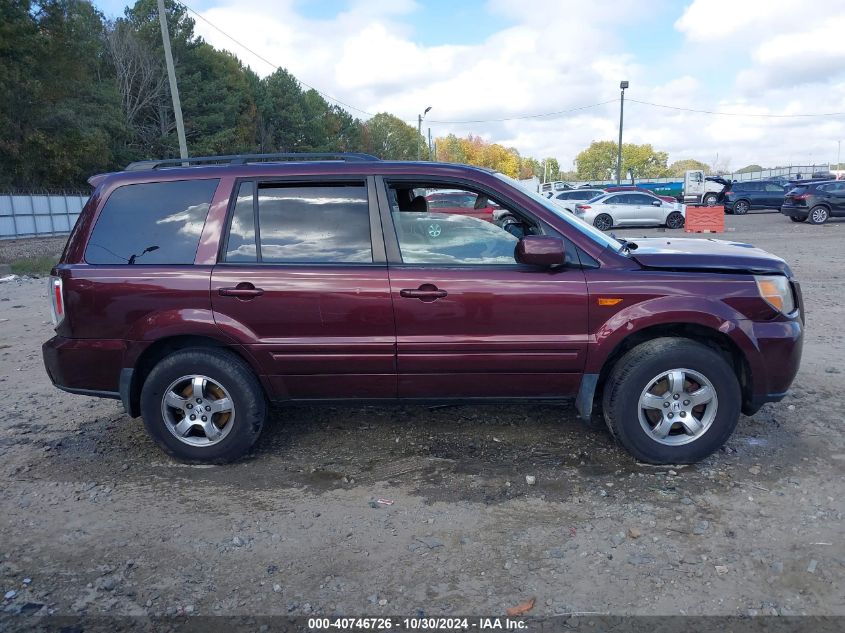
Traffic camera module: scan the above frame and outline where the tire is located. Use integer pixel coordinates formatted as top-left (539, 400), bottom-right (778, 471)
top-left (601, 338), bottom-right (741, 464)
top-left (789, 215), bottom-right (805, 223)
top-left (733, 200), bottom-right (750, 215)
top-left (593, 213), bottom-right (613, 231)
top-left (703, 194), bottom-right (717, 207)
top-left (140, 347), bottom-right (266, 463)
top-left (807, 205), bottom-right (829, 225)
top-left (665, 211), bottom-right (685, 229)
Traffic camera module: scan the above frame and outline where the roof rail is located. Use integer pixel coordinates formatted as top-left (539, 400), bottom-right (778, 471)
top-left (125, 152), bottom-right (380, 171)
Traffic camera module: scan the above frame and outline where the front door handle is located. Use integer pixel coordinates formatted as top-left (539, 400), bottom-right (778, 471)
top-left (400, 284), bottom-right (447, 302)
top-left (219, 282), bottom-right (264, 299)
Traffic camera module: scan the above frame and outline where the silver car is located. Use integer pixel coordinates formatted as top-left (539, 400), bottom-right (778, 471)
top-left (548, 188), bottom-right (607, 212)
top-left (573, 191), bottom-right (686, 231)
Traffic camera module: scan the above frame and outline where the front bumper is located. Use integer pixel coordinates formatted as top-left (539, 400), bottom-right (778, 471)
top-left (742, 307), bottom-right (803, 414)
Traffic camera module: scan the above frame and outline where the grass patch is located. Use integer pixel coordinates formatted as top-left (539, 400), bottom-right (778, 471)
top-left (9, 255), bottom-right (58, 276)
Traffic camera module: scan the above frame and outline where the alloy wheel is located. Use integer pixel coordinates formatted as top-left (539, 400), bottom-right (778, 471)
top-left (666, 212), bottom-right (684, 229)
top-left (160, 374), bottom-right (235, 447)
top-left (637, 368), bottom-right (718, 446)
top-left (593, 214), bottom-right (612, 231)
top-left (809, 206), bottom-right (829, 224)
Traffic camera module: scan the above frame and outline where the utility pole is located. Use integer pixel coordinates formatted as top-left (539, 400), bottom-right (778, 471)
top-left (157, 0), bottom-right (188, 160)
top-left (428, 128), bottom-right (433, 160)
top-left (838, 140), bottom-right (841, 169)
top-left (417, 106), bottom-right (431, 160)
top-left (616, 80), bottom-right (628, 185)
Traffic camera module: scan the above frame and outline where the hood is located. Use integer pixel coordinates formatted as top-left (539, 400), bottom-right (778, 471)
top-left (629, 237), bottom-right (791, 276)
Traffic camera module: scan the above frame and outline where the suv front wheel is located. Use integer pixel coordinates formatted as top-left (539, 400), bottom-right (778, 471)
top-left (602, 338), bottom-right (741, 464)
top-left (140, 348), bottom-right (266, 463)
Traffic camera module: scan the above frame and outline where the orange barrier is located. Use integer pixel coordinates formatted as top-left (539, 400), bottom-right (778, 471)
top-left (684, 205), bottom-right (725, 233)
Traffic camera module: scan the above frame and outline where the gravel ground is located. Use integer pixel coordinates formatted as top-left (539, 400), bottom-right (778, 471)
top-left (0, 211), bottom-right (843, 625)
top-left (0, 237), bottom-right (66, 264)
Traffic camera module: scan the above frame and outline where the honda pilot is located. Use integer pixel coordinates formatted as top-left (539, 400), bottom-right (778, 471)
top-left (43, 153), bottom-right (804, 465)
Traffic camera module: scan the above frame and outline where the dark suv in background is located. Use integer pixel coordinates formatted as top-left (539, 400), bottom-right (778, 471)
top-left (722, 180), bottom-right (787, 214)
top-left (43, 153), bottom-right (804, 466)
top-left (781, 180), bottom-right (845, 224)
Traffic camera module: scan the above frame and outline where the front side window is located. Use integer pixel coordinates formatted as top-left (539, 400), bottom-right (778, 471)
top-left (85, 179), bottom-right (218, 265)
top-left (387, 182), bottom-right (536, 265)
top-left (223, 181), bottom-right (372, 264)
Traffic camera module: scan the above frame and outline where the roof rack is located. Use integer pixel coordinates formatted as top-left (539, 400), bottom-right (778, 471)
top-left (125, 152), bottom-right (380, 171)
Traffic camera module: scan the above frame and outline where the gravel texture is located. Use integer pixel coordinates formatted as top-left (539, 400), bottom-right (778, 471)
top-left (0, 211), bottom-right (842, 624)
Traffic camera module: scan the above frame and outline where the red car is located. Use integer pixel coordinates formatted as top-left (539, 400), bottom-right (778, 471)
top-left (43, 153), bottom-right (804, 465)
top-left (604, 186), bottom-right (678, 205)
top-left (424, 191), bottom-right (497, 222)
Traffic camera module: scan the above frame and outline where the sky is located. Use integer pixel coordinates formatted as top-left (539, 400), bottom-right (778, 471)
top-left (94, 0), bottom-right (845, 172)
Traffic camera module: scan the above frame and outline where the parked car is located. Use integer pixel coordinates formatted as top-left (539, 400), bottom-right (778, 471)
top-left (424, 190), bottom-right (498, 222)
top-left (43, 153), bottom-right (803, 466)
top-left (722, 180), bottom-right (787, 214)
top-left (604, 186), bottom-right (678, 206)
top-left (548, 188), bottom-right (606, 212)
top-left (573, 192), bottom-right (686, 230)
top-left (780, 180), bottom-right (845, 224)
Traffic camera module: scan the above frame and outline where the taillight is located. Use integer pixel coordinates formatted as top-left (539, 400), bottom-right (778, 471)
top-left (575, 204), bottom-right (591, 211)
top-left (49, 276), bottom-right (64, 327)
top-left (792, 194), bottom-right (809, 200)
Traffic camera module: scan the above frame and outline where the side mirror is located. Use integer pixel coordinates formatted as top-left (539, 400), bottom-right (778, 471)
top-left (515, 235), bottom-right (565, 267)
top-left (652, 199), bottom-right (661, 206)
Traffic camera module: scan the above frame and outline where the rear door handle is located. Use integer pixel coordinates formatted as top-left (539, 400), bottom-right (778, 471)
top-left (399, 284), bottom-right (447, 302)
top-left (218, 283), bottom-right (264, 299)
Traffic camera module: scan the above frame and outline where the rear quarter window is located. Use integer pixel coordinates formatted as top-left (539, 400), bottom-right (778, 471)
top-left (85, 179), bottom-right (219, 265)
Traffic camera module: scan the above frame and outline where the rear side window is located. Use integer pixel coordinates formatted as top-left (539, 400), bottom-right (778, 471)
top-left (85, 179), bottom-right (218, 265)
top-left (223, 182), bottom-right (372, 264)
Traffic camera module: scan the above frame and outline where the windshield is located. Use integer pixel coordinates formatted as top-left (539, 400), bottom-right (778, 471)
top-left (493, 173), bottom-right (623, 252)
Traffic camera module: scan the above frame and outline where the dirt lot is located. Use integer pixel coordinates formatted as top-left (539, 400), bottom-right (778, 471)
top-left (1, 211), bottom-right (843, 625)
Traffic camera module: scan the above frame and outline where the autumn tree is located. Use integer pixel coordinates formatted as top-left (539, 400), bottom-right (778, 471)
top-left (575, 141), bottom-right (669, 180)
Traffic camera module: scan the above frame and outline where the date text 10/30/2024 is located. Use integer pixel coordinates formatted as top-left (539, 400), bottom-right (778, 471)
top-left (308, 618), bottom-right (529, 630)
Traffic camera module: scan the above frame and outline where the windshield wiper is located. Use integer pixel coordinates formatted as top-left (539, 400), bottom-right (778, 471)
top-left (614, 237), bottom-right (639, 252)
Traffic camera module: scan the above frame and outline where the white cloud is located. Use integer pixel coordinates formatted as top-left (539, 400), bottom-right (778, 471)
top-left (193, 0), bottom-right (845, 170)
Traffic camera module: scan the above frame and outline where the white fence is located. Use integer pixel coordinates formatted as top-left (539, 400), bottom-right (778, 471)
top-left (0, 193), bottom-right (88, 240)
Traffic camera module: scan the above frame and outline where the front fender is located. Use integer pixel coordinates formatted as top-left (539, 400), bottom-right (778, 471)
top-left (585, 296), bottom-right (762, 377)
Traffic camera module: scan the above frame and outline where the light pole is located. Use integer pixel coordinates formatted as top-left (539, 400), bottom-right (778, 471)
top-left (418, 106), bottom-right (432, 160)
top-left (616, 80), bottom-right (628, 185)
top-left (838, 140), bottom-right (841, 169)
top-left (157, 0), bottom-right (187, 160)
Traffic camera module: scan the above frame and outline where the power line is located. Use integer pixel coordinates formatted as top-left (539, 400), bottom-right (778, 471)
top-left (426, 100), bottom-right (617, 124)
top-left (181, 2), bottom-right (376, 117)
top-left (627, 98), bottom-right (845, 118)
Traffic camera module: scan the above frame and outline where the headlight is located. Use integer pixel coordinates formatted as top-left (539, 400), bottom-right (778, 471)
top-left (754, 275), bottom-right (795, 314)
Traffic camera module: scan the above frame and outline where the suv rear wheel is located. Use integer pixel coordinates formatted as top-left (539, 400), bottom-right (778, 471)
top-left (140, 348), bottom-right (266, 463)
top-left (733, 200), bottom-right (750, 215)
top-left (808, 205), bottom-right (829, 225)
top-left (602, 338), bottom-right (741, 464)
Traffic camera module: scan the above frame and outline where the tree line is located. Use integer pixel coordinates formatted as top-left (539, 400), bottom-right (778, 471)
top-left (0, 0), bottom-right (712, 191)
top-left (0, 0), bottom-right (561, 190)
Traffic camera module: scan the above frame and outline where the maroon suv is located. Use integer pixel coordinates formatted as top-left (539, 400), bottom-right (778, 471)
top-left (42, 153), bottom-right (804, 465)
